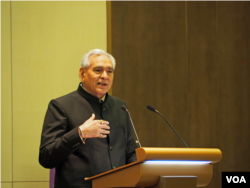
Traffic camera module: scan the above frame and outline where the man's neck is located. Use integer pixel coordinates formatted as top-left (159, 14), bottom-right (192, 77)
top-left (80, 82), bottom-right (106, 103)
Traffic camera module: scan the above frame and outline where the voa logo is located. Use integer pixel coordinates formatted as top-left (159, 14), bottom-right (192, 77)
top-left (226, 176), bottom-right (246, 183)
top-left (222, 172), bottom-right (249, 188)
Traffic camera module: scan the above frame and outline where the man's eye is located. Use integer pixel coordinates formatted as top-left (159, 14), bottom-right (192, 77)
top-left (95, 69), bottom-right (102, 72)
top-left (108, 70), bottom-right (113, 74)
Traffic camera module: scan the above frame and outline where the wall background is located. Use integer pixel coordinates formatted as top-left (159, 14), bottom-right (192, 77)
top-left (111, 1), bottom-right (250, 188)
top-left (2, 1), bottom-right (250, 188)
top-left (1, 1), bottom-right (107, 188)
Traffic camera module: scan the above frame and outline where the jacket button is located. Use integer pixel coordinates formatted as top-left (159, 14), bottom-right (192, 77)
top-left (103, 108), bottom-right (106, 111)
top-left (110, 146), bottom-right (113, 150)
top-left (113, 166), bottom-right (116, 169)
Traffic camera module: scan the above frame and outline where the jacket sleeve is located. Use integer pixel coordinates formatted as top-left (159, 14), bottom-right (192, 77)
top-left (39, 99), bottom-right (82, 169)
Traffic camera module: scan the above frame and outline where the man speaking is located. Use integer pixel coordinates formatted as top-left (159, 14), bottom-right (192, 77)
top-left (39, 49), bottom-right (137, 188)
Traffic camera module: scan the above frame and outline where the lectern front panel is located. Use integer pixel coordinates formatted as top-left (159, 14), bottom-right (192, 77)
top-left (92, 163), bottom-right (213, 188)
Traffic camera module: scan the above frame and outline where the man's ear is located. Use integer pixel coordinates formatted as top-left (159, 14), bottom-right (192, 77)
top-left (79, 67), bottom-right (85, 82)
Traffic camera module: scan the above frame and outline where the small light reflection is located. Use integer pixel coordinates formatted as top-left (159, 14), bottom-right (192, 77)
top-left (144, 160), bottom-right (211, 165)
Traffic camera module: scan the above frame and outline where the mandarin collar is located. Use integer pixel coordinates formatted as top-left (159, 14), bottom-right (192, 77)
top-left (77, 83), bottom-right (108, 103)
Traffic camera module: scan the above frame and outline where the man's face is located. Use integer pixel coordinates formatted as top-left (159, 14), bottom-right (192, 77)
top-left (79, 55), bottom-right (114, 99)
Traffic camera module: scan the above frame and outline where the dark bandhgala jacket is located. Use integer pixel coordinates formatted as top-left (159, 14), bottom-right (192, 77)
top-left (39, 84), bottom-right (137, 188)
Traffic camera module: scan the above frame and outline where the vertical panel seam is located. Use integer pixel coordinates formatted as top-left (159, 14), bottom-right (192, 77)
top-left (121, 3), bottom-right (125, 100)
top-left (185, 1), bottom-right (190, 143)
top-left (106, 1), bottom-right (112, 95)
top-left (10, 1), bottom-right (14, 186)
top-left (106, 1), bottom-right (112, 54)
top-left (215, 1), bottom-right (221, 186)
top-left (215, 1), bottom-right (219, 150)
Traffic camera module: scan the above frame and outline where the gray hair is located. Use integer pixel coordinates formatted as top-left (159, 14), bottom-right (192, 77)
top-left (80, 49), bottom-right (116, 69)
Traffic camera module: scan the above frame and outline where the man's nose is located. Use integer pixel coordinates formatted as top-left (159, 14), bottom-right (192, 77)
top-left (101, 71), bottom-right (108, 79)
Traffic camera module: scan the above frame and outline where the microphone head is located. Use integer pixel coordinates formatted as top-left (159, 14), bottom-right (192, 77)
top-left (121, 105), bottom-right (127, 111)
top-left (147, 105), bottom-right (156, 112)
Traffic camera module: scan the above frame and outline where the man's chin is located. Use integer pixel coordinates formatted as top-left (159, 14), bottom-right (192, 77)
top-left (95, 90), bottom-right (108, 98)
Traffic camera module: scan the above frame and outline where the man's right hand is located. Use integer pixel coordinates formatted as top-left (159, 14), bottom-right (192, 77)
top-left (79, 114), bottom-right (110, 138)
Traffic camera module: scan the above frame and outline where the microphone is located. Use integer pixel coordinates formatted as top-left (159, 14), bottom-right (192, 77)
top-left (147, 105), bottom-right (189, 148)
top-left (121, 105), bottom-right (142, 148)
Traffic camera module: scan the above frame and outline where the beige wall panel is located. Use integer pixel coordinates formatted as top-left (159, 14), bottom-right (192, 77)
top-left (13, 182), bottom-right (48, 188)
top-left (11, 1), bottom-right (107, 181)
top-left (1, 183), bottom-right (13, 188)
top-left (1, 1), bottom-right (13, 182)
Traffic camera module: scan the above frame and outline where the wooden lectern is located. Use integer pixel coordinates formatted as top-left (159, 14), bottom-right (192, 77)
top-left (85, 147), bottom-right (222, 188)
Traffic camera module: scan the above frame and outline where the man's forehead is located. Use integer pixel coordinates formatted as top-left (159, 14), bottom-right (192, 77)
top-left (94, 65), bottom-right (113, 69)
top-left (90, 55), bottom-right (113, 68)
